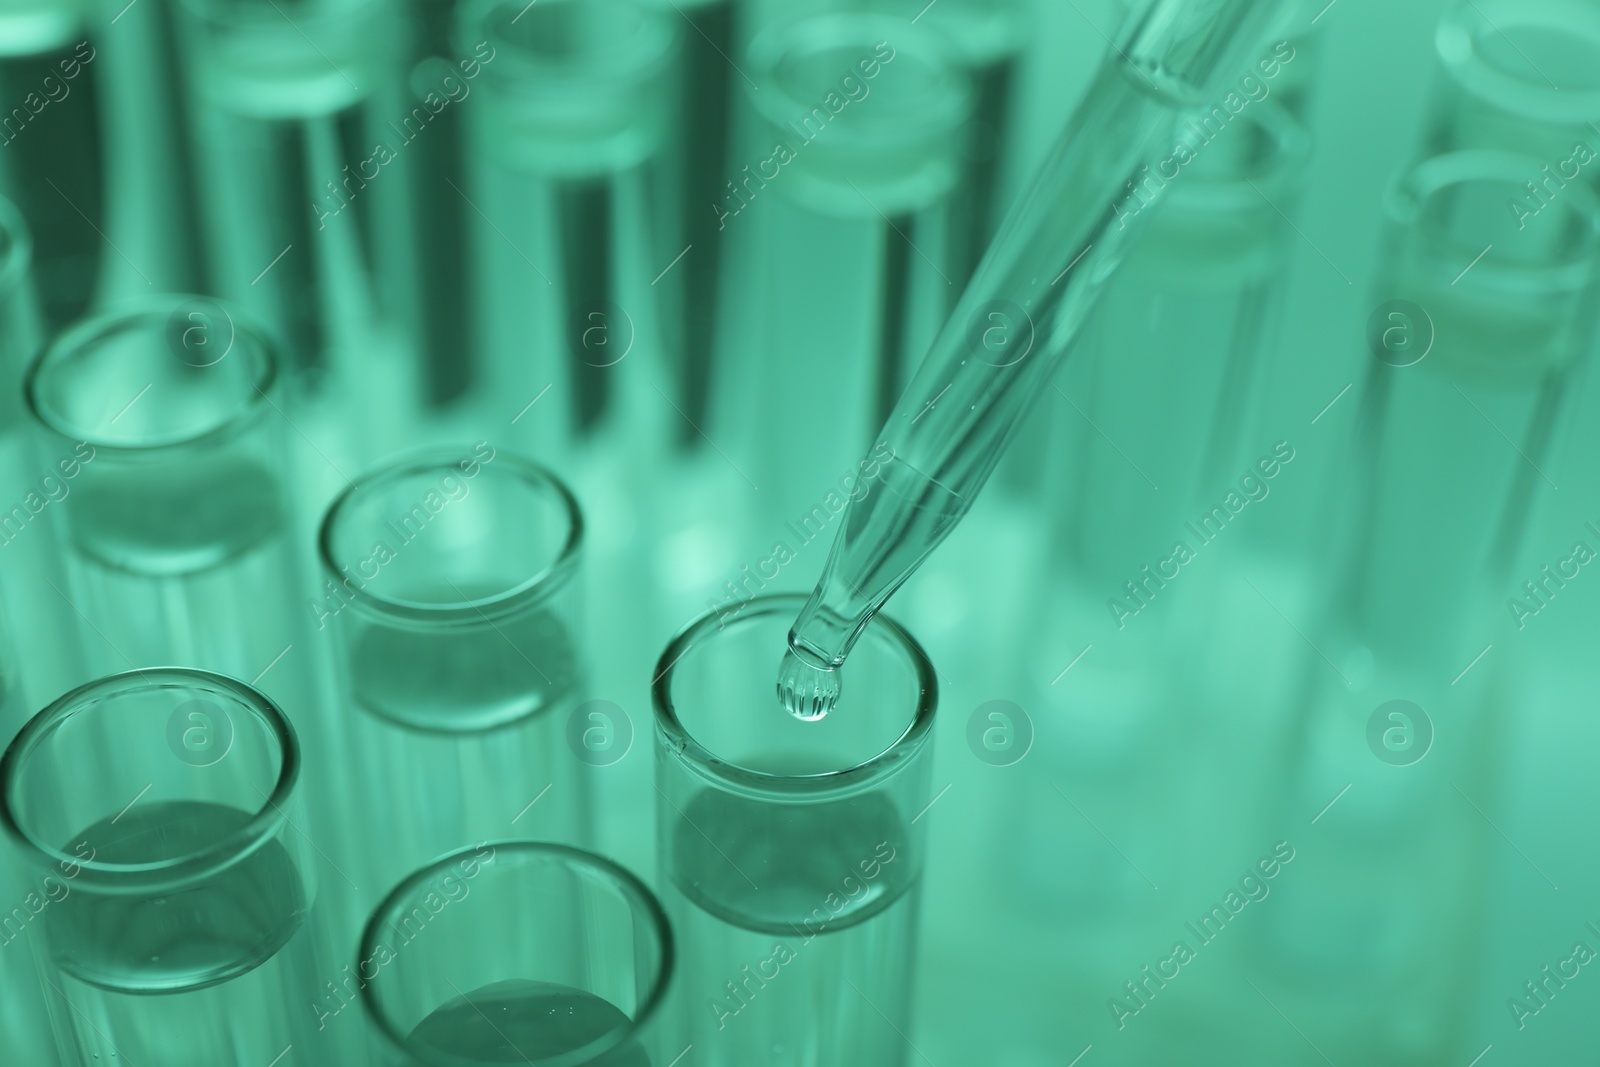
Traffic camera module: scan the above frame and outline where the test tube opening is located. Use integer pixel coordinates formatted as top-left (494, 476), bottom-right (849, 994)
top-left (318, 448), bottom-right (585, 732)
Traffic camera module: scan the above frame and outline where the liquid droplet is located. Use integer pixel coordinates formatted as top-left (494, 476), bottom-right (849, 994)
top-left (776, 648), bottom-right (841, 722)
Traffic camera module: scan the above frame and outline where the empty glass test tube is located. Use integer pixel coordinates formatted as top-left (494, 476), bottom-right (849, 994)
top-left (359, 842), bottom-right (672, 1067)
top-left (652, 0), bottom-right (739, 441)
top-left (175, 0), bottom-right (416, 477)
top-left (0, 0), bottom-right (103, 330)
top-left (864, 0), bottom-right (1029, 290)
top-left (715, 12), bottom-right (971, 540)
top-left (0, 669), bottom-right (354, 1066)
top-left (652, 594), bottom-right (937, 1066)
top-left (1044, 100), bottom-right (1311, 625)
top-left (0, 196), bottom-right (83, 713)
top-left (455, 0), bottom-right (676, 458)
top-left (317, 447), bottom-right (588, 899)
top-left (22, 296), bottom-right (313, 694)
top-left (1427, 0), bottom-right (1600, 170)
top-left (1228, 151), bottom-right (1600, 1066)
top-left (0, 614), bottom-right (58, 1067)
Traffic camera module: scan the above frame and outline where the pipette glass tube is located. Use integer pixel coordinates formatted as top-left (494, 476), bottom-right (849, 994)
top-left (1428, 0), bottom-right (1600, 168)
top-left (359, 842), bottom-right (672, 1067)
top-left (652, 594), bottom-right (936, 1066)
top-left (778, 0), bottom-right (1284, 703)
top-left (0, 0), bottom-right (102, 330)
top-left (721, 11), bottom-right (970, 543)
top-left (175, 0), bottom-right (413, 468)
top-left (1228, 152), bottom-right (1600, 1064)
top-left (317, 447), bottom-right (587, 896)
top-left (0, 669), bottom-right (352, 1065)
top-left (456, 0), bottom-right (675, 452)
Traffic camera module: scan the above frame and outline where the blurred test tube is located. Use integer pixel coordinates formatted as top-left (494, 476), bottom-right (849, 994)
top-left (1426, 0), bottom-right (1600, 169)
top-left (174, 0), bottom-right (416, 478)
top-left (315, 447), bottom-right (591, 901)
top-left (714, 12), bottom-right (971, 544)
top-left (0, 0), bottom-right (103, 331)
top-left (1228, 151), bottom-right (1600, 1065)
top-left (455, 0), bottom-right (677, 460)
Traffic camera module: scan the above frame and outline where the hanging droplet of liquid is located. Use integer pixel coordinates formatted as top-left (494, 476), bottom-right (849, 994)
top-left (776, 647), bottom-right (841, 722)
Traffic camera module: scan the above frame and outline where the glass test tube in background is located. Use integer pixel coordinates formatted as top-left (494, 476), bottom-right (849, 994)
top-left (1229, 152), bottom-right (1600, 1066)
top-left (0, 669), bottom-right (353, 1066)
top-left (1046, 103), bottom-right (1311, 615)
top-left (0, 0), bottom-right (102, 331)
top-left (713, 13), bottom-right (971, 549)
top-left (360, 842), bottom-right (672, 1067)
top-left (1426, 0), bottom-right (1600, 167)
top-left (23, 297), bottom-right (308, 689)
top-left (175, 0), bottom-right (416, 479)
top-left (456, 0), bottom-right (676, 458)
top-left (0, 195), bottom-right (74, 711)
top-left (317, 448), bottom-right (589, 900)
top-left (864, 0), bottom-right (1029, 291)
top-left (652, 594), bottom-right (937, 1066)
top-left (0, 599), bottom-right (56, 1066)
top-left (398, 0), bottom-right (479, 418)
top-left (651, 0), bottom-right (739, 442)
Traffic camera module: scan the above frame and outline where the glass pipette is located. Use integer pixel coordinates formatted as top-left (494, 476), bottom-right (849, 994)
top-left (777, 0), bottom-right (1292, 719)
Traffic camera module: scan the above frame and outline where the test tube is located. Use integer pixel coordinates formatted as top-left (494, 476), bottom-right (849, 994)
top-left (654, 0), bottom-right (738, 439)
top-left (1224, 152), bottom-right (1600, 1063)
top-left (652, 594), bottom-right (937, 1066)
top-left (400, 0), bottom-right (477, 414)
top-left (0, 593), bottom-right (57, 1067)
top-left (1427, 0), bottom-right (1600, 166)
top-left (316, 447), bottom-right (588, 897)
top-left (0, 0), bottom-right (102, 330)
top-left (0, 193), bottom-right (42, 425)
top-left (716, 12), bottom-right (971, 538)
top-left (864, 0), bottom-right (1029, 290)
top-left (23, 296), bottom-right (304, 686)
top-left (359, 842), bottom-right (672, 1066)
top-left (455, 0), bottom-right (676, 455)
top-left (1047, 100), bottom-right (1311, 616)
top-left (0, 668), bottom-right (354, 1065)
top-left (174, 0), bottom-right (415, 473)
top-left (18, 295), bottom-right (356, 915)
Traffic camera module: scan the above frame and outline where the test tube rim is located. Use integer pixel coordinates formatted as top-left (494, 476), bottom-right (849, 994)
top-left (317, 446), bottom-right (584, 626)
top-left (1382, 148), bottom-right (1600, 274)
top-left (23, 294), bottom-right (280, 457)
top-left (1435, 0), bottom-right (1600, 124)
top-left (0, 667), bottom-right (299, 887)
top-left (652, 593), bottom-right (938, 799)
top-left (745, 11), bottom-right (973, 151)
top-left (455, 0), bottom-right (677, 88)
top-left (358, 839), bottom-right (675, 1067)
